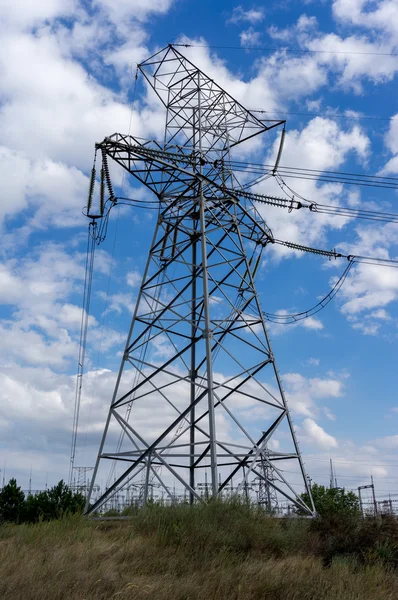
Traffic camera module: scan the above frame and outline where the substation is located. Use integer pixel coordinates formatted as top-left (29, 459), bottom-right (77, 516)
top-left (62, 45), bottom-right (398, 517)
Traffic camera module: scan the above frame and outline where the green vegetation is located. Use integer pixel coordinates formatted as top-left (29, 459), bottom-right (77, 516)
top-left (300, 483), bottom-right (361, 517)
top-left (0, 478), bottom-right (85, 524)
top-left (1, 499), bottom-right (398, 599)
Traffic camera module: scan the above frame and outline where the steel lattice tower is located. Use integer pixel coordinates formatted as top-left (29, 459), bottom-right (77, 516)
top-left (85, 46), bottom-right (315, 516)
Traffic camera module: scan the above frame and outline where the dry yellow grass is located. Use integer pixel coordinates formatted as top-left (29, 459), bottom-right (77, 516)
top-left (0, 507), bottom-right (397, 600)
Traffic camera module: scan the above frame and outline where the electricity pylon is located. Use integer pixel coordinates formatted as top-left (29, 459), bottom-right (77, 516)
top-left (256, 441), bottom-right (279, 513)
top-left (85, 45), bottom-right (315, 516)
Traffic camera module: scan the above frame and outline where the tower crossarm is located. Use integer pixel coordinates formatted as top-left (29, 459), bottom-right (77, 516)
top-left (97, 134), bottom-right (275, 244)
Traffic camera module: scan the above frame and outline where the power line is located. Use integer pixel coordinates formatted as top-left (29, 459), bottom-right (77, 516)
top-left (306, 456), bottom-right (398, 466)
top-left (172, 42), bottom-right (398, 58)
top-left (230, 163), bottom-right (398, 191)
top-left (231, 160), bottom-right (398, 183)
top-left (251, 109), bottom-right (397, 123)
top-left (262, 260), bottom-right (353, 325)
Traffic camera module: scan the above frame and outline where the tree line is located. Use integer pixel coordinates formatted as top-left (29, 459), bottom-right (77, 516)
top-left (0, 477), bottom-right (362, 524)
top-left (0, 478), bottom-right (85, 524)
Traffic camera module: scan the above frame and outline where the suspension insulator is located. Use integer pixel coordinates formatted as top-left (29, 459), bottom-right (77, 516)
top-left (273, 128), bottom-right (286, 175)
top-left (100, 168), bottom-right (105, 216)
top-left (101, 149), bottom-right (115, 201)
top-left (87, 167), bottom-right (96, 213)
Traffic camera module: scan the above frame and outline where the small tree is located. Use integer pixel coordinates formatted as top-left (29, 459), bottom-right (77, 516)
top-left (24, 481), bottom-right (85, 522)
top-left (46, 480), bottom-right (85, 519)
top-left (0, 478), bottom-right (25, 523)
top-left (300, 483), bottom-right (360, 517)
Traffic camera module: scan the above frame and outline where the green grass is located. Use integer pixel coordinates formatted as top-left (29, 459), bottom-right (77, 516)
top-left (0, 500), bottom-right (397, 599)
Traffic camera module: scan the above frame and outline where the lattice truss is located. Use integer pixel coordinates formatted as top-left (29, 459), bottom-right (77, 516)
top-left (86, 46), bottom-right (315, 515)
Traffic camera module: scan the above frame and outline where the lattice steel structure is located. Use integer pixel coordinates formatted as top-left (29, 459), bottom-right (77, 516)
top-left (85, 46), bottom-right (315, 515)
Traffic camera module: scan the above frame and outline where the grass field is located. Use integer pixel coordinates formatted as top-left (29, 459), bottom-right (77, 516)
top-left (1, 501), bottom-right (398, 599)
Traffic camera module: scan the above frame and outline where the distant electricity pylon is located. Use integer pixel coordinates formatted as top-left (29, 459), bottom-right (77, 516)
top-left (84, 45), bottom-right (315, 516)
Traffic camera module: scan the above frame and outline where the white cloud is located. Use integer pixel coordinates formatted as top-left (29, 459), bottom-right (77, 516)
top-left (307, 357), bottom-right (320, 366)
top-left (333, 0), bottom-right (398, 37)
top-left (368, 308), bottom-right (391, 320)
top-left (95, 0), bottom-right (174, 25)
top-left (59, 304), bottom-right (97, 330)
top-left (0, 146), bottom-right (89, 228)
top-left (382, 155), bottom-right (398, 175)
top-left (282, 372), bottom-right (344, 417)
top-left (267, 10), bottom-right (398, 93)
top-left (324, 407), bottom-right (336, 421)
top-left (0, 0), bottom-right (76, 29)
top-left (227, 6), bottom-right (265, 25)
top-left (372, 434), bottom-right (398, 449)
top-left (126, 270), bottom-right (142, 288)
top-left (307, 33), bottom-right (398, 91)
top-left (303, 316), bottom-right (324, 330)
top-left (267, 313), bottom-right (324, 336)
top-left (380, 114), bottom-right (398, 174)
top-left (385, 116), bottom-right (398, 154)
top-left (334, 223), bottom-right (398, 329)
top-left (268, 14), bottom-right (318, 41)
top-left (0, 243), bottom-right (123, 368)
top-left (0, 324), bottom-right (77, 368)
top-left (101, 291), bottom-right (136, 315)
top-left (0, 29), bottom-right (136, 171)
top-left (301, 417), bottom-right (338, 449)
top-left (239, 27), bottom-right (261, 47)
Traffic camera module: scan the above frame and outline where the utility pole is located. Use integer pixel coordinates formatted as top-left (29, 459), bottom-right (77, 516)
top-left (358, 480), bottom-right (377, 517)
top-left (371, 475), bottom-right (378, 516)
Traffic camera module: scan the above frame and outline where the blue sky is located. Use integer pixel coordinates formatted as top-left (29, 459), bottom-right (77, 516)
top-left (1, 0), bottom-right (398, 505)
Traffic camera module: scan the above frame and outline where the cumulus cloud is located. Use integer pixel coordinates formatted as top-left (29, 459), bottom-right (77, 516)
top-left (380, 114), bottom-right (398, 174)
top-left (266, 6), bottom-right (398, 93)
top-left (0, 243), bottom-right (124, 368)
top-left (307, 357), bottom-right (320, 366)
top-left (301, 417), bottom-right (338, 449)
top-left (333, 222), bottom-right (398, 330)
top-left (126, 270), bottom-right (142, 288)
top-left (0, 0), bottom-right (76, 29)
top-left (282, 372), bottom-right (344, 417)
top-left (332, 0), bottom-right (398, 38)
top-left (239, 27), bottom-right (261, 47)
top-left (372, 434), bottom-right (398, 449)
top-left (227, 6), bottom-right (265, 25)
top-left (267, 314), bottom-right (324, 336)
top-left (95, 0), bottom-right (174, 25)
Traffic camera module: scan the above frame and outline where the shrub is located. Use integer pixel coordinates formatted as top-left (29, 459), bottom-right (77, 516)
top-left (300, 484), bottom-right (361, 518)
top-left (312, 513), bottom-right (398, 568)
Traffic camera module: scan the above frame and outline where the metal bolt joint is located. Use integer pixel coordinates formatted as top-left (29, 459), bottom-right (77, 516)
top-left (202, 328), bottom-right (213, 339)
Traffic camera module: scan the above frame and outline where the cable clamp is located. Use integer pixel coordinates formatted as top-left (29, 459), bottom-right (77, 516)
top-left (202, 328), bottom-right (213, 339)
